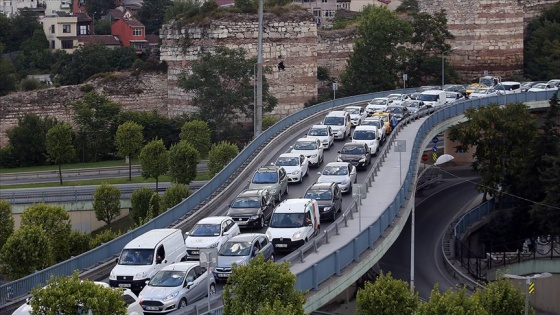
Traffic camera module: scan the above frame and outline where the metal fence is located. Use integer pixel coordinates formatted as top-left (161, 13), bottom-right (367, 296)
top-left (0, 89), bottom-right (556, 309)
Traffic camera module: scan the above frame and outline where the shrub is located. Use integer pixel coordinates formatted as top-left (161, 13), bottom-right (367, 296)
top-left (19, 77), bottom-right (44, 91)
top-left (262, 115), bottom-right (278, 130)
top-left (207, 141), bottom-right (239, 176)
top-left (89, 229), bottom-right (120, 248)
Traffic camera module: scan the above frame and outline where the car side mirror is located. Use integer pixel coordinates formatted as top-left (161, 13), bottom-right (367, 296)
top-left (185, 232), bottom-right (190, 236)
top-left (337, 151), bottom-right (341, 153)
top-left (186, 281), bottom-right (193, 289)
top-left (145, 280), bottom-right (150, 285)
top-left (115, 258), bottom-right (119, 264)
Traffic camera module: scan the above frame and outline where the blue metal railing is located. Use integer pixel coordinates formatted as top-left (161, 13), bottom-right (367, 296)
top-left (0, 89), bottom-right (555, 309)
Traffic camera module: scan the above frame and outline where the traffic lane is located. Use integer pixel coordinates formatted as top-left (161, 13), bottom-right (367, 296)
top-left (377, 178), bottom-right (480, 300)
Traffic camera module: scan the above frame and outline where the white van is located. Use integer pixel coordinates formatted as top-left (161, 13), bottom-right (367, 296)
top-left (496, 81), bottom-right (522, 94)
top-left (265, 199), bottom-right (320, 252)
top-left (352, 125), bottom-right (379, 155)
top-left (109, 229), bottom-right (187, 292)
top-left (323, 110), bottom-right (352, 140)
top-left (418, 90), bottom-right (446, 107)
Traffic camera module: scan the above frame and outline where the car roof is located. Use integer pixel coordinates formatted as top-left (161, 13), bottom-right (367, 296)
top-left (310, 124), bottom-right (329, 129)
top-left (274, 198), bottom-right (313, 212)
top-left (421, 90), bottom-right (444, 94)
top-left (307, 182), bottom-right (335, 190)
top-left (226, 233), bottom-right (264, 242)
top-left (326, 110), bottom-right (347, 116)
top-left (343, 142), bottom-right (367, 147)
top-left (344, 105), bottom-right (361, 109)
top-left (237, 189), bottom-right (267, 198)
top-left (161, 262), bottom-right (199, 272)
top-left (197, 216), bottom-right (231, 224)
top-left (257, 165), bottom-right (280, 172)
top-left (354, 125), bottom-right (377, 131)
top-left (124, 229), bottom-right (180, 249)
top-left (296, 137), bottom-right (317, 142)
top-left (279, 153), bottom-right (302, 158)
top-left (324, 162), bottom-right (351, 167)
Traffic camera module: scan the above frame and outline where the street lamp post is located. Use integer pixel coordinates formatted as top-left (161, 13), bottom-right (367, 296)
top-left (254, 0), bottom-right (264, 139)
top-left (410, 153), bottom-right (455, 292)
top-left (503, 272), bottom-right (552, 315)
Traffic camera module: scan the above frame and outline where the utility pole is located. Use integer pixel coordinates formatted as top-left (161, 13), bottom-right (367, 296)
top-left (254, 0), bottom-right (264, 139)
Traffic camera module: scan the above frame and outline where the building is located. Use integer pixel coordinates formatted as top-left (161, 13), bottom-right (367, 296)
top-left (0, 0), bottom-right (42, 17)
top-left (111, 11), bottom-right (147, 52)
top-left (293, 0), bottom-right (337, 26)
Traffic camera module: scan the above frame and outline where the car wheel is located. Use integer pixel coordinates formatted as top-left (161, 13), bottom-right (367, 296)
top-left (179, 298), bottom-right (188, 309)
top-left (208, 283), bottom-right (216, 296)
top-left (332, 209), bottom-right (337, 221)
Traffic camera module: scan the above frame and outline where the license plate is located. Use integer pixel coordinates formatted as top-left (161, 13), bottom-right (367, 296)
top-left (191, 251), bottom-right (199, 255)
top-left (275, 244), bottom-right (287, 248)
top-left (118, 283), bottom-right (131, 288)
top-left (218, 273), bottom-right (230, 278)
top-left (146, 306), bottom-right (159, 311)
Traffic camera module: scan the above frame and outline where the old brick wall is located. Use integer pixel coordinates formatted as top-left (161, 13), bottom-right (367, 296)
top-left (419, 0), bottom-right (558, 81)
top-left (0, 72), bottom-right (168, 146)
top-left (317, 28), bottom-right (357, 79)
top-left (159, 11), bottom-right (319, 118)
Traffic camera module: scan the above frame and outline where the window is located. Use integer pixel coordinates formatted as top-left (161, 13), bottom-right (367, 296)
top-left (50, 40), bottom-right (55, 49)
top-left (79, 25), bottom-right (88, 35)
top-left (133, 28), bottom-right (142, 36)
top-left (50, 24), bottom-right (55, 33)
top-left (133, 42), bottom-right (146, 50)
top-left (62, 24), bottom-right (71, 33)
top-left (322, 0), bottom-right (327, 2)
top-left (61, 40), bottom-right (73, 49)
top-left (323, 10), bottom-right (335, 17)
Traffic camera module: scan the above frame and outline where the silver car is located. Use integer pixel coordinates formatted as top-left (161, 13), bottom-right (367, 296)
top-left (138, 262), bottom-right (215, 313)
top-left (316, 162), bottom-right (357, 193)
top-left (213, 233), bottom-right (275, 282)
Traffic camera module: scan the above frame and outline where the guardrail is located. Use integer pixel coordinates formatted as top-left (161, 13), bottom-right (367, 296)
top-left (1, 89), bottom-right (556, 311)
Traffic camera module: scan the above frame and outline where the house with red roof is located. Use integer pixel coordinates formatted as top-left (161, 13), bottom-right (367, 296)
top-left (110, 11), bottom-right (147, 52)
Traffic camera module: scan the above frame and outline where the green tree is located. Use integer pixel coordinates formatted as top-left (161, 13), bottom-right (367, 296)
top-left (235, 0), bottom-right (257, 13)
top-left (119, 109), bottom-right (187, 148)
top-left (472, 278), bottom-right (527, 315)
top-left (131, 186), bottom-right (154, 224)
top-left (417, 285), bottom-right (488, 315)
top-left (6, 113), bottom-right (58, 166)
top-left (524, 2), bottom-right (560, 80)
top-left (137, 0), bottom-right (172, 34)
top-left (72, 92), bottom-right (121, 162)
top-left (68, 230), bottom-right (92, 257)
top-left (45, 123), bottom-right (76, 185)
top-left (161, 183), bottom-right (191, 210)
top-left (139, 139), bottom-right (169, 191)
top-left (168, 140), bottom-right (200, 185)
top-left (30, 271), bottom-right (127, 315)
top-left (85, 0), bottom-right (115, 22)
top-left (178, 47), bottom-right (277, 139)
top-left (93, 183), bottom-right (122, 228)
top-left (115, 121), bottom-right (144, 181)
top-left (223, 254), bottom-right (305, 315)
top-left (0, 200), bottom-right (15, 250)
top-left (3, 9), bottom-right (42, 53)
top-left (21, 203), bottom-right (72, 262)
top-left (149, 192), bottom-right (162, 218)
top-left (531, 155), bottom-right (560, 234)
top-left (207, 141), bottom-right (239, 176)
top-left (94, 18), bottom-right (112, 35)
top-left (0, 226), bottom-right (53, 279)
top-left (0, 43), bottom-right (17, 96)
top-left (356, 272), bottom-right (419, 314)
top-left (180, 120), bottom-right (211, 158)
top-left (89, 229), bottom-right (121, 248)
top-left (448, 103), bottom-right (538, 201)
top-left (340, 5), bottom-right (412, 95)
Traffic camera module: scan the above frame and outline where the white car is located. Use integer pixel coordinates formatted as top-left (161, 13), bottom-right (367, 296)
top-left (445, 91), bottom-right (465, 103)
top-left (306, 124), bottom-right (334, 149)
top-left (343, 105), bottom-right (367, 126)
top-left (545, 79), bottom-right (560, 89)
top-left (365, 98), bottom-right (389, 116)
top-left (290, 137), bottom-right (324, 167)
top-left (274, 153), bottom-right (309, 183)
top-left (138, 262), bottom-right (215, 313)
top-left (352, 126), bottom-right (379, 155)
top-left (184, 216), bottom-right (240, 261)
top-left (361, 117), bottom-right (387, 143)
top-left (13, 282), bottom-right (144, 315)
top-left (316, 162), bottom-right (357, 194)
top-left (527, 83), bottom-right (557, 92)
top-left (469, 87), bottom-right (498, 99)
top-left (386, 93), bottom-right (408, 105)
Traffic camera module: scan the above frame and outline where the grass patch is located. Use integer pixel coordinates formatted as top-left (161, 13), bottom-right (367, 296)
top-left (0, 172), bottom-right (212, 189)
top-left (0, 160), bottom-right (140, 174)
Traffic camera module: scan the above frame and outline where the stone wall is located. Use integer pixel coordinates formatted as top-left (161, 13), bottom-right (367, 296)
top-left (0, 72), bottom-right (168, 146)
top-left (159, 11), bottom-right (319, 118)
top-left (317, 28), bottom-right (357, 79)
top-left (419, 0), bottom-right (558, 81)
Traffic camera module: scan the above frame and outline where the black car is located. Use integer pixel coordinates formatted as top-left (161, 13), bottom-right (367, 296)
top-left (226, 189), bottom-right (275, 228)
top-left (304, 182), bottom-right (342, 221)
top-left (385, 105), bottom-right (410, 122)
top-left (443, 84), bottom-right (467, 97)
top-left (337, 142), bottom-right (371, 170)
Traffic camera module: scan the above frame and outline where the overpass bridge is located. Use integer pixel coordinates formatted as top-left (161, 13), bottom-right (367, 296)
top-left (0, 90), bottom-right (557, 314)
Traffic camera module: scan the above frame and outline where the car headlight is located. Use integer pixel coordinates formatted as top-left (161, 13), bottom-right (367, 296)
top-left (359, 157), bottom-right (366, 162)
top-left (292, 170), bottom-right (300, 175)
top-left (310, 154), bottom-right (317, 158)
top-left (134, 271), bottom-right (148, 280)
top-left (109, 271), bottom-right (116, 280)
top-left (270, 189), bottom-right (278, 194)
top-left (250, 215), bottom-right (260, 220)
top-left (323, 207), bottom-right (331, 212)
top-left (163, 291), bottom-right (179, 302)
top-left (337, 157), bottom-right (343, 162)
top-left (292, 231), bottom-right (302, 240)
top-left (266, 230), bottom-right (272, 240)
top-left (209, 242), bottom-right (219, 248)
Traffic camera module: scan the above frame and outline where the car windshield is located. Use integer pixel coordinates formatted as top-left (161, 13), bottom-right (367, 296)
top-left (418, 94), bottom-right (438, 101)
top-left (386, 107), bottom-right (403, 114)
top-left (219, 241), bottom-right (252, 256)
top-left (231, 197), bottom-right (260, 208)
top-left (308, 128), bottom-right (327, 136)
top-left (276, 156), bottom-right (299, 166)
top-left (341, 145), bottom-right (366, 154)
top-left (372, 116), bottom-right (388, 123)
top-left (190, 224), bottom-right (221, 236)
top-left (532, 83), bottom-right (547, 89)
top-left (446, 92), bottom-right (458, 98)
top-left (387, 95), bottom-right (401, 101)
top-left (305, 189), bottom-right (332, 200)
top-left (118, 248), bottom-right (154, 265)
top-left (353, 130), bottom-right (375, 140)
top-left (149, 270), bottom-right (186, 287)
top-left (479, 78), bottom-right (495, 87)
top-left (293, 141), bottom-right (317, 150)
top-left (323, 116), bottom-right (344, 126)
top-left (252, 171), bottom-right (278, 184)
top-left (344, 108), bottom-right (360, 115)
top-left (474, 88), bottom-right (490, 94)
top-left (402, 101), bottom-right (420, 108)
top-left (269, 213), bottom-right (306, 228)
top-left (322, 165), bottom-right (348, 175)
top-left (361, 120), bottom-right (378, 126)
top-left (369, 99), bottom-right (386, 105)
